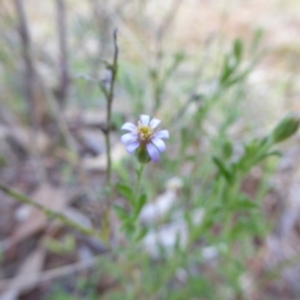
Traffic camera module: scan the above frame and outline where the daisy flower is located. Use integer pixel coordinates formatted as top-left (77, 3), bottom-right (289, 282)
top-left (121, 115), bottom-right (169, 162)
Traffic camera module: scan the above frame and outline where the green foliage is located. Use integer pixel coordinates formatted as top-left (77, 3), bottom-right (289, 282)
top-left (134, 193), bottom-right (147, 215)
top-left (115, 173), bottom-right (148, 240)
top-left (213, 155), bottom-right (233, 183)
top-left (116, 182), bottom-right (133, 203)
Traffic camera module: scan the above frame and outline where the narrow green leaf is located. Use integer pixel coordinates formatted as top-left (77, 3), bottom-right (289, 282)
top-left (212, 156), bottom-right (233, 183)
top-left (228, 199), bottom-right (259, 211)
top-left (220, 55), bottom-right (233, 84)
top-left (116, 182), bottom-right (133, 202)
top-left (135, 227), bottom-right (148, 242)
top-left (234, 39), bottom-right (243, 61)
top-left (114, 205), bottom-right (129, 222)
top-left (135, 193), bottom-right (147, 215)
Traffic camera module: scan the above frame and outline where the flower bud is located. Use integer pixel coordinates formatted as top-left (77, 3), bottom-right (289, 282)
top-left (271, 113), bottom-right (300, 143)
top-left (136, 148), bottom-right (151, 164)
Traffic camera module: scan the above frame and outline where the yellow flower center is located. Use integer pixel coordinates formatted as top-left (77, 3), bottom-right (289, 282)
top-left (138, 123), bottom-right (153, 141)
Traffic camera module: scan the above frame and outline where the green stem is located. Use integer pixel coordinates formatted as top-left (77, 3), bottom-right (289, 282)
top-left (104, 131), bottom-right (112, 187)
top-left (135, 164), bottom-right (145, 203)
top-left (0, 182), bottom-right (103, 241)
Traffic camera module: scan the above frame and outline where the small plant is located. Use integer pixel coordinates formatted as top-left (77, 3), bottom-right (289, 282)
top-left (115, 114), bottom-right (170, 239)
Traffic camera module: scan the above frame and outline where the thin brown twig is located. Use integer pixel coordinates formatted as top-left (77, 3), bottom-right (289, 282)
top-left (101, 29), bottom-right (119, 187)
top-left (55, 0), bottom-right (70, 106)
top-left (13, 0), bottom-right (47, 183)
top-left (14, 0), bottom-right (35, 118)
top-left (16, 3), bottom-right (98, 204)
top-left (35, 1), bottom-right (96, 202)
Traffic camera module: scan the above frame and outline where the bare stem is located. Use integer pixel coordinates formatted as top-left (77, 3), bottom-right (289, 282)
top-left (98, 30), bottom-right (119, 244)
top-left (0, 182), bottom-right (102, 240)
top-left (103, 29), bottom-right (119, 187)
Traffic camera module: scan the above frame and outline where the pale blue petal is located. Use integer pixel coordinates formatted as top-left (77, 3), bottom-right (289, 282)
top-left (146, 143), bottom-right (160, 162)
top-left (140, 115), bottom-right (150, 126)
top-left (149, 118), bottom-right (161, 129)
top-left (155, 130), bottom-right (169, 139)
top-left (121, 133), bottom-right (138, 145)
top-left (126, 141), bottom-right (140, 154)
top-left (151, 137), bottom-right (166, 153)
top-left (121, 122), bottom-right (137, 132)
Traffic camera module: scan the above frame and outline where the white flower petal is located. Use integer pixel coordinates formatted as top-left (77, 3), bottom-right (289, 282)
top-left (121, 122), bottom-right (137, 132)
top-left (151, 137), bottom-right (166, 153)
top-left (126, 141), bottom-right (140, 154)
top-left (155, 130), bottom-right (169, 139)
top-left (146, 143), bottom-right (160, 162)
top-left (149, 118), bottom-right (161, 129)
top-left (121, 133), bottom-right (138, 145)
top-left (140, 115), bottom-right (150, 126)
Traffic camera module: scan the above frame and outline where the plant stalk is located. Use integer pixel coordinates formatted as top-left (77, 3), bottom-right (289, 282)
top-left (0, 182), bottom-right (102, 240)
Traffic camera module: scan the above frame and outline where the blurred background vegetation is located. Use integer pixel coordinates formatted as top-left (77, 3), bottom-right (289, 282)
top-left (0, 0), bottom-right (300, 299)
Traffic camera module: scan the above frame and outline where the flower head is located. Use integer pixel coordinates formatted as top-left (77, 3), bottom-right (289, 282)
top-left (121, 115), bottom-right (169, 162)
